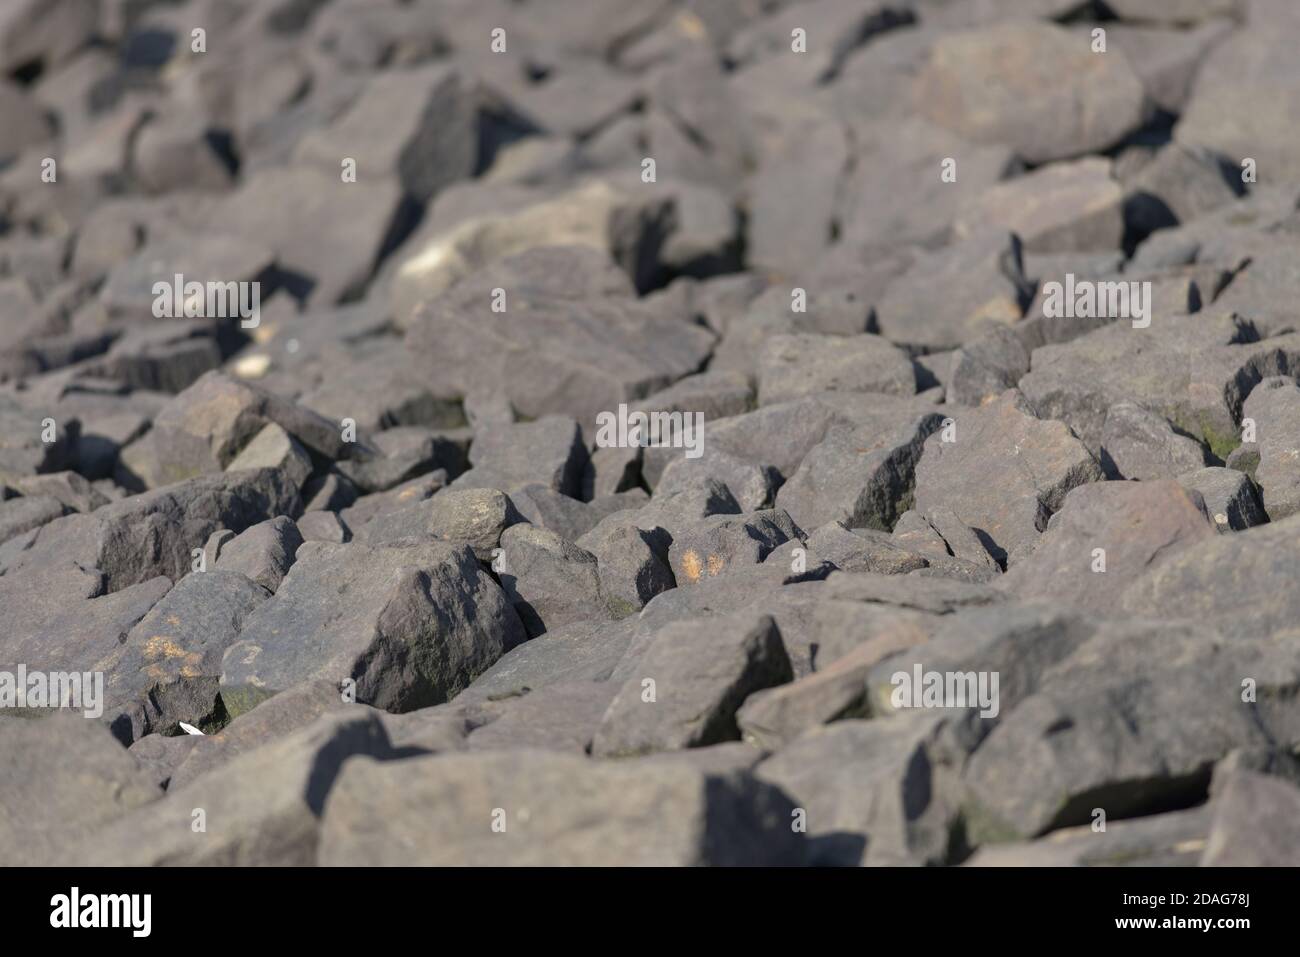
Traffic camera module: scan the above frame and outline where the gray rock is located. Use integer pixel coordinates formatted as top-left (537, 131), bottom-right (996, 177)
top-left (778, 411), bottom-right (944, 533)
top-left (452, 415), bottom-right (588, 497)
top-left (913, 390), bottom-right (1103, 565)
top-left (1121, 513), bottom-right (1300, 637)
top-left (168, 680), bottom-right (366, 791)
top-left (583, 521), bottom-right (675, 615)
top-left (458, 619), bottom-right (639, 703)
top-left (954, 157), bottom-right (1125, 254)
top-left (0, 714), bottom-right (161, 866)
top-left (737, 624), bottom-right (929, 750)
top-left (214, 516), bottom-right (304, 593)
top-left (220, 541), bottom-right (524, 718)
top-left (467, 681), bottom-right (619, 754)
top-left (0, 0), bottom-right (100, 74)
top-left (1201, 771), bottom-right (1300, 866)
top-left (592, 613), bottom-right (792, 757)
top-left (1108, 20), bottom-right (1235, 115)
top-left (1176, 12), bottom-right (1300, 181)
top-left (95, 570), bottom-right (270, 744)
top-left (318, 748), bottom-right (805, 865)
top-left (1100, 401), bottom-right (1209, 480)
top-left (1241, 376), bottom-right (1300, 520)
top-left (127, 733), bottom-right (200, 791)
top-left (668, 509), bottom-right (800, 586)
top-left (0, 398), bottom-right (79, 479)
top-left (1018, 315), bottom-right (1300, 460)
top-left (948, 325), bottom-right (1031, 407)
top-left (757, 333), bottom-right (917, 405)
top-left (221, 165), bottom-right (404, 306)
top-left (874, 232), bottom-right (1030, 351)
top-left (963, 630), bottom-right (1300, 843)
top-left (335, 426), bottom-right (467, 494)
top-left (653, 448), bottom-right (781, 512)
top-left (293, 64), bottom-right (476, 204)
top-left (966, 805), bottom-right (1212, 866)
top-left (1177, 466), bottom-right (1266, 532)
top-left (361, 486), bottom-right (523, 559)
top-left (118, 371), bottom-right (352, 491)
top-left (74, 711), bottom-right (395, 865)
top-left (805, 521), bottom-right (930, 575)
top-left (498, 523), bottom-right (617, 634)
top-left (403, 245), bottom-right (714, 427)
top-left (917, 21), bottom-right (1148, 164)
top-left (755, 713), bottom-right (980, 866)
top-left (0, 494), bottom-right (66, 543)
top-left (998, 479), bottom-right (1216, 612)
top-left (0, 468), bottom-right (299, 592)
top-left (10, 471), bottom-right (109, 513)
top-left (294, 510), bottom-right (350, 544)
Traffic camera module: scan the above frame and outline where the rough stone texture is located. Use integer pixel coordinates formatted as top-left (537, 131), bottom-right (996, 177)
top-left (7, 0), bottom-right (1300, 871)
top-left (318, 749), bottom-right (806, 866)
top-left (1241, 376), bottom-right (1300, 520)
top-left (592, 613), bottom-right (792, 757)
top-left (997, 480), bottom-right (1217, 612)
top-left (220, 541), bottom-right (525, 718)
top-left (912, 391), bottom-right (1103, 566)
top-left (1100, 401), bottom-right (1209, 480)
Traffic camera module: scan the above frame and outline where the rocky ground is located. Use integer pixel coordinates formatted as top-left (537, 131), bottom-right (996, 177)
top-left (3, 0), bottom-right (1300, 867)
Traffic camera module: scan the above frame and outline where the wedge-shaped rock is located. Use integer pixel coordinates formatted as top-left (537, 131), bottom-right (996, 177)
top-left (1177, 466), bottom-right (1266, 533)
top-left (498, 524), bottom-right (617, 636)
top-left (778, 412), bottom-right (944, 533)
top-left (913, 390), bottom-right (1102, 565)
top-left (293, 64), bottom-right (476, 204)
top-left (1100, 401), bottom-right (1209, 480)
top-left (220, 541), bottom-right (525, 718)
top-left (213, 516), bottom-right (303, 593)
top-left (755, 713), bottom-right (980, 866)
top-left (592, 613), bottom-right (792, 757)
top-left (224, 422), bottom-right (313, 491)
